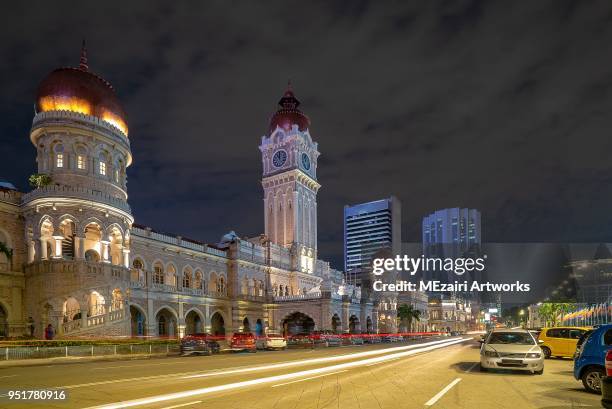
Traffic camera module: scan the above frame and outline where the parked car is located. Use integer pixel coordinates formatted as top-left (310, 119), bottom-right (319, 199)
top-left (349, 335), bottom-right (364, 345)
top-left (180, 333), bottom-right (220, 356)
top-left (230, 332), bottom-right (257, 352)
top-left (287, 333), bottom-right (315, 348)
top-left (538, 326), bottom-right (591, 359)
top-left (255, 332), bottom-right (287, 350)
top-left (574, 324), bottom-right (612, 394)
top-left (601, 349), bottom-right (612, 408)
top-left (574, 329), bottom-right (595, 359)
top-left (480, 328), bottom-right (544, 374)
top-left (311, 331), bottom-right (342, 347)
top-left (363, 334), bottom-right (381, 344)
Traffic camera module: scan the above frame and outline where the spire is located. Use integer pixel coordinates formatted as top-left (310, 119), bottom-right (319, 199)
top-left (79, 40), bottom-right (88, 71)
top-left (278, 80), bottom-right (299, 109)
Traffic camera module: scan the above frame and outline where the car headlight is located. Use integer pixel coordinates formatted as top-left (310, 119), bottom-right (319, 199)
top-left (526, 353), bottom-right (541, 358)
top-left (484, 350), bottom-right (498, 357)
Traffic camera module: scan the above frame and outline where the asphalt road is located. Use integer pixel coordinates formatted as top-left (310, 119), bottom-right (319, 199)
top-left (0, 337), bottom-right (602, 409)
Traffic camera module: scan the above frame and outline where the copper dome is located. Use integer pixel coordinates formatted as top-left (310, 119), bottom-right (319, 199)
top-left (268, 85), bottom-right (310, 134)
top-left (36, 44), bottom-right (128, 136)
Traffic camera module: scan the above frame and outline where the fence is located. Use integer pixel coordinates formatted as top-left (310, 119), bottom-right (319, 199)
top-left (0, 343), bottom-right (180, 361)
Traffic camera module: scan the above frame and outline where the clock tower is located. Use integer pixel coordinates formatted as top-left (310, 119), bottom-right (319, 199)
top-left (260, 84), bottom-right (320, 272)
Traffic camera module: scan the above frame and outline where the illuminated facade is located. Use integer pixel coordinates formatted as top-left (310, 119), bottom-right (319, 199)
top-left (0, 45), bottom-right (374, 339)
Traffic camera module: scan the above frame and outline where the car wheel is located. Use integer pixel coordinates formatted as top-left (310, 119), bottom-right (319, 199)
top-left (479, 363), bottom-right (488, 372)
top-left (534, 369), bottom-right (543, 375)
top-left (540, 346), bottom-right (551, 359)
top-left (581, 367), bottom-right (604, 394)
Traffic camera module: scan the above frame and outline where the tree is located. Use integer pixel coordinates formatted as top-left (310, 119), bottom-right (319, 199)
top-left (28, 173), bottom-right (52, 189)
top-left (538, 302), bottom-right (576, 327)
top-left (397, 304), bottom-right (421, 332)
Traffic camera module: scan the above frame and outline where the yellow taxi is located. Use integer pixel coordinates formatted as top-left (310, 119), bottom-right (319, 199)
top-left (538, 327), bottom-right (591, 358)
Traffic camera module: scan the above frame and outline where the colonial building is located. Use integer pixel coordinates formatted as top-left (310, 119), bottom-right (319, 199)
top-left (0, 45), bottom-right (375, 339)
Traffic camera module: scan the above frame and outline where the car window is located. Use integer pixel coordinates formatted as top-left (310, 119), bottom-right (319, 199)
top-left (487, 332), bottom-right (535, 345)
top-left (546, 329), bottom-right (559, 338)
top-left (604, 329), bottom-right (612, 345)
top-left (569, 329), bottom-right (584, 339)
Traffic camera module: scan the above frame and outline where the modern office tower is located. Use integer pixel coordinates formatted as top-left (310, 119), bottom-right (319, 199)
top-left (422, 208), bottom-right (481, 258)
top-left (344, 197), bottom-right (402, 272)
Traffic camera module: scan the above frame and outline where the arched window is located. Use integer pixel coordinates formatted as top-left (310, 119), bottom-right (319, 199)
top-left (194, 270), bottom-right (203, 290)
top-left (217, 277), bottom-right (225, 294)
top-left (54, 144), bottom-right (64, 168)
top-left (98, 153), bottom-right (107, 176)
top-left (132, 259), bottom-right (143, 270)
top-left (76, 146), bottom-right (87, 170)
top-left (183, 267), bottom-right (192, 288)
top-left (153, 262), bottom-right (164, 284)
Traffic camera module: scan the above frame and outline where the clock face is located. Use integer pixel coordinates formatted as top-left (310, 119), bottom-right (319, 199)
top-left (272, 150), bottom-right (287, 168)
top-left (301, 153), bottom-right (311, 171)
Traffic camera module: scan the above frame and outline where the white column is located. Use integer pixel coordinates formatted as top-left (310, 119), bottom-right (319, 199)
top-left (78, 237), bottom-right (86, 259)
top-left (122, 248), bottom-right (130, 268)
top-left (100, 240), bottom-right (110, 263)
top-left (52, 236), bottom-right (64, 259)
top-left (28, 240), bottom-right (35, 263)
top-left (39, 238), bottom-right (48, 260)
top-left (74, 236), bottom-right (82, 259)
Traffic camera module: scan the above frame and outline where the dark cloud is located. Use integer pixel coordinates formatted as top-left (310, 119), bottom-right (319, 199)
top-left (2, 1), bottom-right (612, 268)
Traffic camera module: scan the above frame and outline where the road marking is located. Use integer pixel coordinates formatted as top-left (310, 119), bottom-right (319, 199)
top-left (0, 374), bottom-right (18, 379)
top-left (365, 358), bottom-right (400, 367)
top-left (271, 370), bottom-right (348, 387)
top-left (159, 401), bottom-right (202, 409)
top-left (84, 338), bottom-right (468, 409)
top-left (465, 362), bottom-right (479, 373)
top-left (424, 378), bottom-right (462, 406)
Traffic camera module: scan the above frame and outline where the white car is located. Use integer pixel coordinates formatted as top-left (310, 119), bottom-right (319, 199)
top-left (480, 328), bottom-right (544, 374)
top-left (256, 333), bottom-right (287, 350)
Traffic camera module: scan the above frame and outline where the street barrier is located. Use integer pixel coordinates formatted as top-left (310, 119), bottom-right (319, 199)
top-left (0, 343), bottom-right (180, 361)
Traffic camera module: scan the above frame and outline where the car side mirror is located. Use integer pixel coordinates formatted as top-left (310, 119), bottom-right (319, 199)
top-left (478, 339), bottom-right (484, 344)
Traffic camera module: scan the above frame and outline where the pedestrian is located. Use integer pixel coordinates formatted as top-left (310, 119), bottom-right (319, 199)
top-left (45, 323), bottom-right (54, 340)
top-left (27, 317), bottom-right (35, 338)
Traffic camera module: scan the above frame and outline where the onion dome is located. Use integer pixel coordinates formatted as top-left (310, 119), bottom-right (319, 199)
top-left (268, 82), bottom-right (310, 134)
top-left (35, 42), bottom-right (128, 136)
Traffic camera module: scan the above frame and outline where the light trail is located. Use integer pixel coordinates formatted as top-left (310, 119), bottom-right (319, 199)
top-left (182, 337), bottom-right (463, 379)
top-left (84, 338), bottom-right (468, 409)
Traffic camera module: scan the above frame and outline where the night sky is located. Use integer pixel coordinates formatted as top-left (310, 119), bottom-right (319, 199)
top-left (2, 1), bottom-right (612, 270)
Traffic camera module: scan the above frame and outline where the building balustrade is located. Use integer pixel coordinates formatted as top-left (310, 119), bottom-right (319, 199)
top-left (274, 292), bottom-right (323, 302)
top-left (21, 184), bottom-right (131, 213)
top-left (25, 259), bottom-right (131, 281)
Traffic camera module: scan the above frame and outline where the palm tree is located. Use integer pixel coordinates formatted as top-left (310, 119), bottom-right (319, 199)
top-left (397, 304), bottom-right (421, 332)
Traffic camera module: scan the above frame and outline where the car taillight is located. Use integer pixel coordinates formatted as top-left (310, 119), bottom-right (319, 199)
top-left (605, 350), bottom-right (612, 376)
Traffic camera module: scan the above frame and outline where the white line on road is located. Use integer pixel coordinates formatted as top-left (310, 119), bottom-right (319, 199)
top-left (84, 338), bottom-right (468, 409)
top-left (271, 370), bottom-right (348, 387)
top-left (465, 362), bottom-right (479, 373)
top-left (0, 374), bottom-right (18, 379)
top-left (159, 401), bottom-right (202, 409)
top-left (424, 378), bottom-right (462, 406)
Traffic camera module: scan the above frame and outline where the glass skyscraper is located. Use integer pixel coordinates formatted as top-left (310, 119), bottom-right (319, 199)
top-left (422, 208), bottom-right (481, 258)
top-left (343, 197), bottom-right (401, 272)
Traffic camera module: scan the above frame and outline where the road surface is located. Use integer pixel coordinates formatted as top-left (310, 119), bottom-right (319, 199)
top-left (0, 337), bottom-right (601, 409)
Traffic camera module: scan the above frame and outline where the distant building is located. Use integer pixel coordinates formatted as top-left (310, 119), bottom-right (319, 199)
top-left (343, 197), bottom-right (401, 272)
top-left (422, 208), bottom-right (481, 258)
